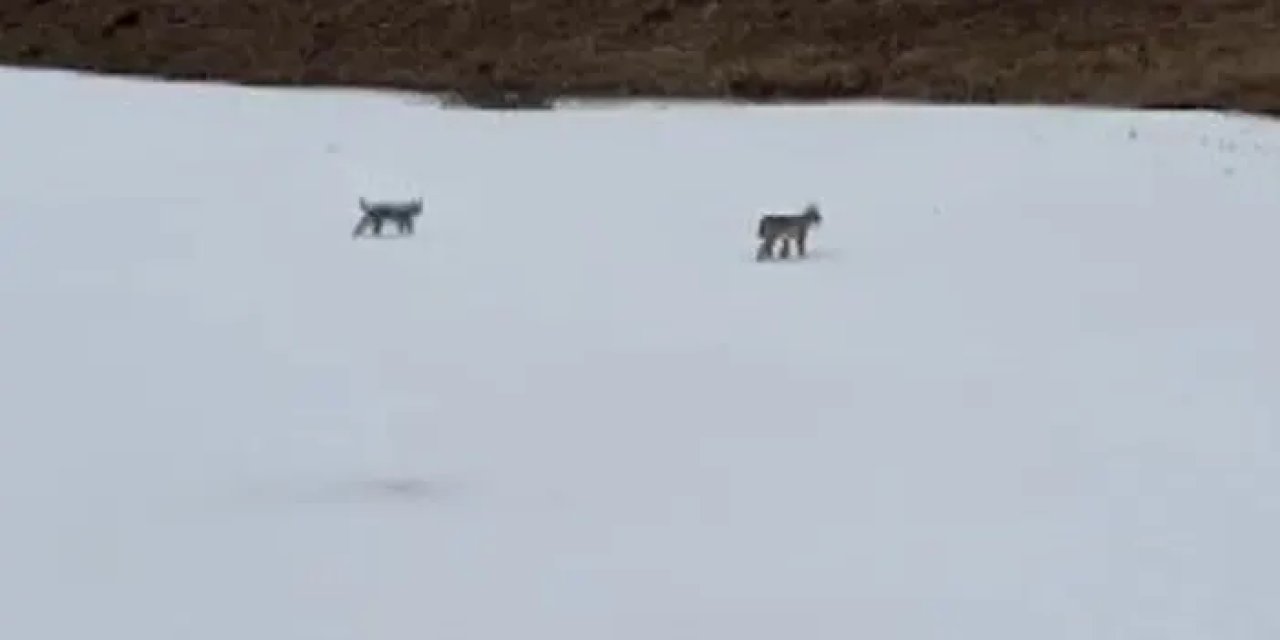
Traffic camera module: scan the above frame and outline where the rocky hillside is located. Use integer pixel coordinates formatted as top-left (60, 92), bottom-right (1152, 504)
top-left (2, 0), bottom-right (1277, 111)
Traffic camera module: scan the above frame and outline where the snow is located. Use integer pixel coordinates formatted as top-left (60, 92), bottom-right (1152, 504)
top-left (1, 67), bottom-right (1279, 639)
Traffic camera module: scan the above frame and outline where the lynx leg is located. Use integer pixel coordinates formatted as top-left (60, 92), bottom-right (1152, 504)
top-left (352, 216), bottom-right (371, 237)
top-left (778, 236), bottom-right (792, 259)
top-left (796, 229), bottom-right (808, 257)
top-left (757, 237), bottom-right (774, 261)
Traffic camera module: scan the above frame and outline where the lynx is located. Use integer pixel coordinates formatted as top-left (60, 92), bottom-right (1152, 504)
top-left (352, 198), bottom-right (423, 237)
top-left (756, 203), bottom-right (822, 260)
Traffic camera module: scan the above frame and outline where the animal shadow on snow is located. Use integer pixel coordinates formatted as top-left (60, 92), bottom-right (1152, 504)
top-left (354, 234), bottom-right (417, 241)
top-left (305, 477), bottom-right (453, 505)
top-left (749, 247), bottom-right (842, 265)
top-left (242, 476), bottom-right (460, 510)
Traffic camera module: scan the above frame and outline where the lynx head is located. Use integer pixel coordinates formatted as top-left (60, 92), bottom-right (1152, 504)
top-left (802, 203), bottom-right (822, 225)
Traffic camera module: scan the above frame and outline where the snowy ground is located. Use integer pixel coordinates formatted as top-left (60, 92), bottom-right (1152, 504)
top-left (1, 68), bottom-right (1279, 639)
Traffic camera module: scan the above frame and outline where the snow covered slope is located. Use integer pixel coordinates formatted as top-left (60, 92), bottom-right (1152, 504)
top-left (1, 69), bottom-right (1278, 640)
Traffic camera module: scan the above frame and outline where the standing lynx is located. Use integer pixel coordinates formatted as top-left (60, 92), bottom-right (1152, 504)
top-left (756, 203), bottom-right (822, 260)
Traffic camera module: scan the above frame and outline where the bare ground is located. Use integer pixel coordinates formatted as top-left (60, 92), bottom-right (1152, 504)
top-left (1, 0), bottom-right (1278, 111)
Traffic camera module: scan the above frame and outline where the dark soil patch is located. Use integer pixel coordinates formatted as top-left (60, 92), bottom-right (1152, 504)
top-left (1, 0), bottom-right (1277, 112)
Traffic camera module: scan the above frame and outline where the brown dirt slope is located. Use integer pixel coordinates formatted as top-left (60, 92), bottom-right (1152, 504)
top-left (1, 0), bottom-right (1278, 112)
